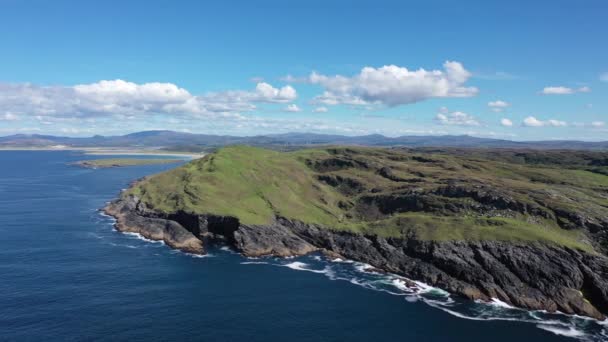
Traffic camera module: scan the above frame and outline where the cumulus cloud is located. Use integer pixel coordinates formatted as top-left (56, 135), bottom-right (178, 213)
top-left (591, 121), bottom-right (605, 127)
top-left (541, 86), bottom-right (591, 95)
top-left (488, 100), bottom-right (510, 112)
top-left (312, 106), bottom-right (328, 113)
top-left (0, 80), bottom-right (297, 120)
top-left (435, 107), bottom-right (480, 126)
top-left (253, 82), bottom-right (297, 103)
top-left (284, 104), bottom-right (302, 112)
top-left (309, 61), bottom-right (478, 106)
top-left (500, 118), bottom-right (513, 127)
top-left (522, 116), bottom-right (567, 127)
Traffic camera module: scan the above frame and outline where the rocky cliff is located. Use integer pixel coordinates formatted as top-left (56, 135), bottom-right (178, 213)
top-left (104, 194), bottom-right (608, 320)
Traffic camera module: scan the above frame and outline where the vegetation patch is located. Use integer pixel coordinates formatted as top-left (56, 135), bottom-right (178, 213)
top-left (127, 146), bottom-right (608, 252)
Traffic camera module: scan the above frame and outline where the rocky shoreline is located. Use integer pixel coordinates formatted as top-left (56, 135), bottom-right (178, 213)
top-left (104, 194), bottom-right (608, 321)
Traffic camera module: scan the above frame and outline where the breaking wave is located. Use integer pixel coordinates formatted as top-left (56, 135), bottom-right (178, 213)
top-left (236, 251), bottom-right (608, 341)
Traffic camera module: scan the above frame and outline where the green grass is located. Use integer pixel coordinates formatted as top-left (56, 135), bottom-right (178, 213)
top-left (129, 146), bottom-right (346, 225)
top-left (126, 145), bottom-right (608, 251)
top-left (360, 214), bottom-right (592, 252)
top-left (77, 158), bottom-right (183, 168)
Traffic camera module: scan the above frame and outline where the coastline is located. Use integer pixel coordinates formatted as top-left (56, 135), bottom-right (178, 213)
top-left (103, 190), bottom-right (608, 321)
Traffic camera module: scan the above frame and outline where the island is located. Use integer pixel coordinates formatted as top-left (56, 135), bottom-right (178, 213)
top-left (75, 158), bottom-right (183, 169)
top-left (104, 146), bottom-right (608, 320)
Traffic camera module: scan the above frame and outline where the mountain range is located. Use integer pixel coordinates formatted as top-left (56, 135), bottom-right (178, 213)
top-left (1, 130), bottom-right (607, 150)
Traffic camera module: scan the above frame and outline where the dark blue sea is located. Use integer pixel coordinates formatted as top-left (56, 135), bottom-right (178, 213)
top-left (1, 151), bottom-right (606, 341)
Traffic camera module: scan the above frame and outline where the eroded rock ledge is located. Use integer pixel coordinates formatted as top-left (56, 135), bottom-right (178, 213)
top-left (103, 195), bottom-right (608, 321)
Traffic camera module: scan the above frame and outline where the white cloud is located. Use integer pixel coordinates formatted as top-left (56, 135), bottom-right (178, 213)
top-left (546, 119), bottom-right (567, 127)
top-left (280, 74), bottom-right (308, 83)
top-left (591, 121), bottom-right (605, 127)
top-left (578, 86), bottom-right (591, 93)
top-left (500, 118), bottom-right (513, 127)
top-left (435, 108), bottom-right (480, 126)
top-left (1, 113), bottom-right (19, 121)
top-left (312, 106), bottom-right (328, 113)
top-left (309, 61), bottom-right (478, 106)
top-left (541, 86), bottom-right (574, 95)
top-left (541, 86), bottom-right (591, 95)
top-left (0, 80), bottom-right (297, 120)
top-left (601, 73), bottom-right (608, 82)
top-left (488, 100), bottom-right (510, 112)
top-left (253, 82), bottom-right (297, 103)
top-left (311, 91), bottom-right (367, 106)
top-left (284, 104), bottom-right (302, 112)
top-left (522, 116), bottom-right (567, 127)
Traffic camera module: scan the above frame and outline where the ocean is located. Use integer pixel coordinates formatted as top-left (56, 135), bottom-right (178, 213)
top-left (1, 150), bottom-right (606, 341)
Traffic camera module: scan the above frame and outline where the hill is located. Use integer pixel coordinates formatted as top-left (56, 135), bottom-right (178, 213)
top-left (105, 146), bottom-right (608, 319)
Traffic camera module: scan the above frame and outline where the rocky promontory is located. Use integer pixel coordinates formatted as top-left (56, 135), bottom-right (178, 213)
top-left (104, 194), bottom-right (608, 320)
top-left (104, 146), bottom-right (608, 320)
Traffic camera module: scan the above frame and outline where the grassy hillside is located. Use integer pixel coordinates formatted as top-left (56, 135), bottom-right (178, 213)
top-left (127, 146), bottom-right (608, 251)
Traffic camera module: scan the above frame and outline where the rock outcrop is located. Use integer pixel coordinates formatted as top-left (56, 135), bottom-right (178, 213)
top-left (104, 196), bottom-right (204, 254)
top-left (104, 194), bottom-right (608, 320)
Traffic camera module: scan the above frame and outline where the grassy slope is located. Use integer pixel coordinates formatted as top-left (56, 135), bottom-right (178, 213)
top-left (129, 147), bottom-right (344, 225)
top-left (128, 146), bottom-right (608, 251)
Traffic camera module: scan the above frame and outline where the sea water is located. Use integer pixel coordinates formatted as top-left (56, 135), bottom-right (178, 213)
top-left (1, 150), bottom-right (606, 341)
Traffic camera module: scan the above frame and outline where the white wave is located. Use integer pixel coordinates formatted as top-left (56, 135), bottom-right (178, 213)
top-left (219, 246), bottom-right (239, 254)
top-left (109, 242), bottom-right (138, 249)
top-left (88, 233), bottom-right (103, 239)
top-left (490, 298), bottom-right (515, 309)
top-left (353, 262), bottom-right (374, 273)
top-left (348, 278), bottom-right (365, 286)
top-left (423, 300), bottom-right (523, 322)
top-left (98, 212), bottom-right (113, 218)
top-left (597, 319), bottom-right (608, 327)
top-left (245, 253), bottom-right (604, 340)
top-left (536, 324), bottom-right (587, 338)
top-left (422, 298), bottom-right (585, 336)
top-left (241, 261), bottom-right (269, 265)
top-left (185, 253), bottom-right (213, 258)
top-left (391, 279), bottom-right (415, 292)
top-left (283, 261), bottom-right (328, 274)
top-left (330, 257), bottom-right (354, 263)
top-left (122, 231), bottom-right (165, 244)
top-left (410, 280), bottom-right (450, 297)
top-left (474, 298), bottom-right (517, 310)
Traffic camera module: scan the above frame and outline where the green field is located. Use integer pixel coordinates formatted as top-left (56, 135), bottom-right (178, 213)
top-left (127, 146), bottom-right (608, 252)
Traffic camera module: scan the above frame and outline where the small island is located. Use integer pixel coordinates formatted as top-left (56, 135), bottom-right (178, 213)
top-left (74, 158), bottom-right (183, 169)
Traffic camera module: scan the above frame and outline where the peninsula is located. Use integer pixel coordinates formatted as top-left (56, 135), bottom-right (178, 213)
top-left (104, 146), bottom-right (608, 320)
top-left (75, 158), bottom-right (183, 169)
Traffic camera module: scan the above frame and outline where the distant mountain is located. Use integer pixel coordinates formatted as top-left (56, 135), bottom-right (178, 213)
top-left (1, 130), bottom-right (607, 150)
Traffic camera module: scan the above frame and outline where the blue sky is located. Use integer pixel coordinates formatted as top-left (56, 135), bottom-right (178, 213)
top-left (0, 0), bottom-right (606, 140)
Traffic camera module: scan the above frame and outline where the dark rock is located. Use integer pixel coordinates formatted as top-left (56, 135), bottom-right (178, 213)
top-left (103, 196), bottom-right (608, 320)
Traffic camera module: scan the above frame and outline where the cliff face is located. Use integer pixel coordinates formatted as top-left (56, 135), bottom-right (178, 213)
top-left (104, 195), bottom-right (204, 254)
top-left (104, 195), bottom-right (608, 320)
